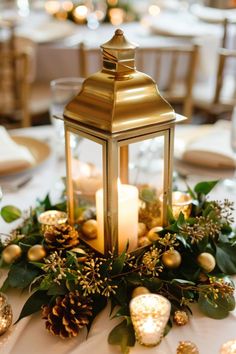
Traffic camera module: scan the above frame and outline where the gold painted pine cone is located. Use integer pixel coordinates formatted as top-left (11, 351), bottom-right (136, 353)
top-left (42, 291), bottom-right (93, 339)
top-left (44, 224), bottom-right (79, 250)
top-left (173, 310), bottom-right (189, 326)
top-left (176, 341), bottom-right (199, 354)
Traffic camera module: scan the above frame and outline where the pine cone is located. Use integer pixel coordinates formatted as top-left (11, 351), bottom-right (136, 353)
top-left (44, 224), bottom-right (79, 250)
top-left (42, 291), bottom-right (93, 339)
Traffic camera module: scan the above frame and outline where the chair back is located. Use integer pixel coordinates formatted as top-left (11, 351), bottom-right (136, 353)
top-left (213, 48), bottom-right (236, 105)
top-left (0, 51), bottom-right (30, 127)
top-left (0, 20), bottom-right (33, 127)
top-left (136, 43), bottom-right (199, 120)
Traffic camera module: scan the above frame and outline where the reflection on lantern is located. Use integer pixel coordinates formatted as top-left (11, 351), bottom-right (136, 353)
top-left (62, 29), bottom-right (184, 255)
top-left (130, 294), bottom-right (171, 346)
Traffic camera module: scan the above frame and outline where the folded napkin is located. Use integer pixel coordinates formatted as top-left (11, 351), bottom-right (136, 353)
top-left (0, 126), bottom-right (35, 175)
top-left (175, 121), bottom-right (235, 169)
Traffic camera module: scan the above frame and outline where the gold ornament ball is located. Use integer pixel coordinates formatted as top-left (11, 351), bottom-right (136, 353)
top-left (147, 226), bottom-right (163, 242)
top-left (197, 252), bottom-right (216, 273)
top-left (2, 244), bottom-right (22, 264)
top-left (220, 339), bottom-right (236, 354)
top-left (162, 250), bottom-right (181, 269)
top-left (27, 245), bottom-right (46, 261)
top-left (82, 219), bottom-right (97, 239)
top-left (138, 223), bottom-right (147, 238)
top-left (0, 303), bottom-right (13, 335)
top-left (131, 287), bottom-right (150, 298)
top-left (71, 248), bottom-right (87, 262)
top-left (173, 310), bottom-right (189, 326)
top-left (176, 341), bottom-right (199, 354)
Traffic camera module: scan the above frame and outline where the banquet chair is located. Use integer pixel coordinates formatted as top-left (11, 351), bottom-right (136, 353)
top-left (15, 36), bottom-right (51, 124)
top-left (192, 48), bottom-right (236, 122)
top-left (136, 44), bottom-right (199, 120)
top-left (0, 27), bottom-right (51, 127)
top-left (78, 43), bottom-right (101, 77)
top-left (0, 51), bottom-right (30, 128)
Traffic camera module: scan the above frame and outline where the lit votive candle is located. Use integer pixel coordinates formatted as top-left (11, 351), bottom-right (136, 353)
top-left (130, 294), bottom-right (171, 347)
top-left (220, 340), bottom-right (236, 354)
top-left (38, 210), bottom-right (68, 231)
top-left (172, 191), bottom-right (192, 219)
top-left (96, 184), bottom-right (138, 254)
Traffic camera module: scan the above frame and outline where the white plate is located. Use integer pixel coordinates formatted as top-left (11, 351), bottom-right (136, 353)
top-left (0, 136), bottom-right (51, 177)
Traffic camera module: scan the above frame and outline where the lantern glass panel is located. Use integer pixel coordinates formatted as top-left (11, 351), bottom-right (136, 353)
top-left (67, 130), bottom-right (105, 253)
top-left (119, 134), bottom-right (165, 250)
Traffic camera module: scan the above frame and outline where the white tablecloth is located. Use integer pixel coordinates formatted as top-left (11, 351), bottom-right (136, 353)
top-left (0, 125), bottom-right (236, 354)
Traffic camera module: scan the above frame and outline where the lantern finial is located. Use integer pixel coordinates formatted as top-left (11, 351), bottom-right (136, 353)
top-left (101, 29), bottom-right (137, 74)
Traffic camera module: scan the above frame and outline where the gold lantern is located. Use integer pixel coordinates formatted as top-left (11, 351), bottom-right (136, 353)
top-left (63, 29), bottom-right (184, 255)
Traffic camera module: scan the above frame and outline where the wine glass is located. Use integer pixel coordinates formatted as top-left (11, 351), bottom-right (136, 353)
top-left (50, 77), bottom-right (84, 159)
top-left (223, 106), bottom-right (236, 190)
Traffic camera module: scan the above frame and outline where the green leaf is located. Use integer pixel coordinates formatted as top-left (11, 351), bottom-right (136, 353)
top-left (0, 277), bottom-right (9, 292)
top-left (171, 279), bottom-right (195, 286)
top-left (87, 295), bottom-right (107, 332)
top-left (186, 184), bottom-right (197, 200)
top-left (108, 319), bottom-right (135, 354)
top-left (7, 262), bottom-right (40, 289)
top-left (47, 283), bottom-right (67, 296)
top-left (198, 293), bottom-right (235, 319)
top-left (38, 194), bottom-right (52, 210)
top-left (177, 212), bottom-right (185, 226)
top-left (15, 290), bottom-right (50, 323)
top-left (194, 181), bottom-right (218, 196)
top-left (111, 250), bottom-right (126, 275)
top-left (112, 305), bottom-right (129, 319)
top-left (143, 278), bottom-right (163, 293)
top-left (215, 243), bottom-right (236, 274)
top-left (1, 205), bottom-right (22, 223)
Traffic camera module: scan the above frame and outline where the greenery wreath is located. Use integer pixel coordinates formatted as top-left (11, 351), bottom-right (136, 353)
top-left (0, 180), bottom-right (236, 353)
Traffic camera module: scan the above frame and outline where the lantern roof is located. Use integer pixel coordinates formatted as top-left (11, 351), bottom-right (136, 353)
top-left (64, 29), bottom-right (176, 134)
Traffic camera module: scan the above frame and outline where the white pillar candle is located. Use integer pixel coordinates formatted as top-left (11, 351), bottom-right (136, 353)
top-left (130, 294), bottom-right (171, 347)
top-left (96, 184), bottom-right (138, 254)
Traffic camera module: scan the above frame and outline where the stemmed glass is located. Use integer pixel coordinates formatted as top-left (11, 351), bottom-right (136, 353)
top-left (223, 106), bottom-right (236, 191)
top-left (50, 77), bottom-right (84, 159)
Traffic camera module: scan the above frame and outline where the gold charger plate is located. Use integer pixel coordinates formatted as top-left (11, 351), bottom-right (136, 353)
top-left (0, 136), bottom-right (51, 177)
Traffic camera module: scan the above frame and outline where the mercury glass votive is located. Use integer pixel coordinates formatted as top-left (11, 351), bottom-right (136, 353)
top-left (220, 340), bottom-right (236, 354)
top-left (172, 191), bottom-right (192, 219)
top-left (130, 294), bottom-right (171, 347)
top-left (38, 210), bottom-right (68, 232)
